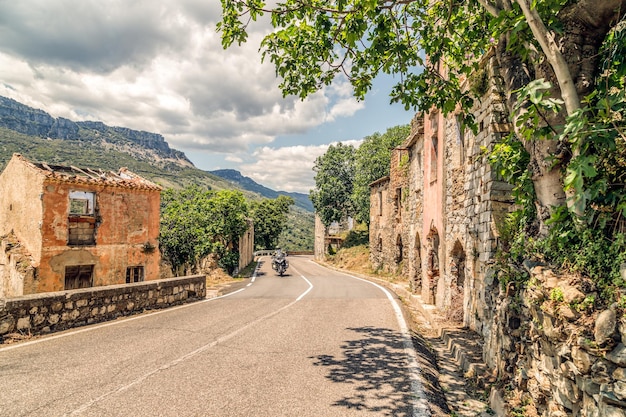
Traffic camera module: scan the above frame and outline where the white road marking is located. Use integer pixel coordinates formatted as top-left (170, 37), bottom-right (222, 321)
top-left (64, 261), bottom-right (314, 415)
top-left (325, 267), bottom-right (431, 417)
top-left (0, 261), bottom-right (265, 353)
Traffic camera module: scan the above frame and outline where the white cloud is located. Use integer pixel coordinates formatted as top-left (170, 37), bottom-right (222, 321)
top-left (241, 140), bottom-right (363, 193)
top-left (0, 1), bottom-right (412, 193)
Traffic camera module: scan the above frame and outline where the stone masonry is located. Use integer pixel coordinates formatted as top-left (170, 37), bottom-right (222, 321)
top-left (370, 49), bottom-right (626, 415)
top-left (0, 274), bottom-right (206, 341)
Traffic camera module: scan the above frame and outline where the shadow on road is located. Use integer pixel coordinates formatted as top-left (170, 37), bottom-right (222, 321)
top-left (310, 326), bottom-right (450, 416)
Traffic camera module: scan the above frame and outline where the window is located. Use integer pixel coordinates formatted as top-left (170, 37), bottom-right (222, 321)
top-left (378, 191), bottom-right (383, 216)
top-left (430, 135), bottom-right (438, 181)
top-left (126, 266), bottom-right (144, 284)
top-left (394, 188), bottom-right (402, 219)
top-left (69, 191), bottom-right (95, 215)
top-left (65, 265), bottom-right (94, 290)
top-left (68, 190), bottom-right (96, 246)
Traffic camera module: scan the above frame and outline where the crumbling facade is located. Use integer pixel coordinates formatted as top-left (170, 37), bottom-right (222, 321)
top-left (370, 52), bottom-right (513, 330)
top-left (0, 154), bottom-right (162, 296)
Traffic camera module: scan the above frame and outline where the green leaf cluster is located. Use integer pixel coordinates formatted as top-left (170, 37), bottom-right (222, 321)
top-left (159, 186), bottom-right (250, 274)
top-left (250, 195), bottom-right (294, 250)
top-left (485, 21), bottom-right (626, 302)
top-left (310, 142), bottom-right (356, 227)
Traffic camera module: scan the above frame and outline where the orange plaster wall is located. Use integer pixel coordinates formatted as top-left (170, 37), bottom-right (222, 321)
top-left (28, 183), bottom-right (161, 294)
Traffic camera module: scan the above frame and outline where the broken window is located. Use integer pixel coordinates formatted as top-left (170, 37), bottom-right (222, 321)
top-left (69, 191), bottom-right (95, 215)
top-left (68, 190), bottom-right (96, 246)
top-left (126, 266), bottom-right (144, 284)
top-left (394, 188), bottom-right (402, 219)
top-left (64, 265), bottom-right (94, 290)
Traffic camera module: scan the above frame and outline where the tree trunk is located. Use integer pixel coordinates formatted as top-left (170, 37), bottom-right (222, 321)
top-left (492, 0), bottom-right (626, 232)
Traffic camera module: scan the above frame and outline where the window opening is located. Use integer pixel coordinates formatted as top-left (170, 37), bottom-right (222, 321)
top-left (65, 265), bottom-right (94, 290)
top-left (68, 190), bottom-right (96, 246)
top-left (69, 191), bottom-right (95, 215)
top-left (126, 266), bottom-right (145, 284)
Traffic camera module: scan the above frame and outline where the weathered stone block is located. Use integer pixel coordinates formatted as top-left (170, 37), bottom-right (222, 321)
top-left (572, 346), bottom-right (594, 374)
top-left (596, 309), bottom-right (618, 345)
top-left (33, 314), bottom-right (46, 326)
top-left (0, 316), bottom-right (15, 334)
top-left (608, 344), bottom-right (626, 367)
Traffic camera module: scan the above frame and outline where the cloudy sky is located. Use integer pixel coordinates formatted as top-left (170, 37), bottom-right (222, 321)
top-left (0, 0), bottom-right (414, 193)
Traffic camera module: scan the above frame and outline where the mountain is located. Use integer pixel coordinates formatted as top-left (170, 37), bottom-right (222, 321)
top-left (0, 96), bottom-right (192, 170)
top-left (0, 95), bottom-right (315, 250)
top-left (209, 169), bottom-right (314, 212)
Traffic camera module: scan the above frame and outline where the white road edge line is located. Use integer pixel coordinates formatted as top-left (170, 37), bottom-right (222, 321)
top-left (64, 261), bottom-right (313, 415)
top-left (332, 269), bottom-right (431, 417)
top-left (0, 260), bottom-right (265, 353)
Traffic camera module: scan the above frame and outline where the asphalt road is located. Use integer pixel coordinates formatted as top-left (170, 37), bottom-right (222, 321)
top-left (0, 256), bottom-right (431, 417)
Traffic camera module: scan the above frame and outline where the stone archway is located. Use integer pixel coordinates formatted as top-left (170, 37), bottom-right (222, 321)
top-left (410, 232), bottom-right (422, 293)
top-left (447, 240), bottom-right (466, 323)
top-left (424, 228), bottom-right (440, 304)
top-left (395, 234), bottom-right (404, 271)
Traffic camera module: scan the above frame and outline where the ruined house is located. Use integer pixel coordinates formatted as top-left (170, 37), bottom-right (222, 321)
top-left (0, 154), bottom-right (162, 296)
top-left (370, 50), bottom-right (514, 331)
top-left (369, 114), bottom-right (424, 291)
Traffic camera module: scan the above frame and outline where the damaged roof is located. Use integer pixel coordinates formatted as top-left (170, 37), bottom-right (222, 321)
top-left (11, 153), bottom-right (162, 191)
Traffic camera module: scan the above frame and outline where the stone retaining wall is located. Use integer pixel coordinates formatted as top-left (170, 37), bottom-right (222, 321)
top-left (0, 275), bottom-right (206, 342)
top-left (489, 265), bottom-right (626, 416)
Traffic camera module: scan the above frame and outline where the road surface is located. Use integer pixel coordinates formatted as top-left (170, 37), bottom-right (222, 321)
top-left (0, 256), bottom-right (430, 416)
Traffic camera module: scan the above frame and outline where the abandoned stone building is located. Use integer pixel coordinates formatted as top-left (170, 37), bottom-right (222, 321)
top-left (370, 51), bottom-right (514, 334)
top-left (0, 154), bottom-right (162, 296)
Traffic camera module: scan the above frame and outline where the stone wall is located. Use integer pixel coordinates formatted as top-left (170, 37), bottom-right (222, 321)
top-left (445, 54), bottom-right (513, 330)
top-left (0, 274), bottom-right (206, 342)
top-left (238, 220), bottom-right (254, 271)
top-left (487, 265), bottom-right (626, 416)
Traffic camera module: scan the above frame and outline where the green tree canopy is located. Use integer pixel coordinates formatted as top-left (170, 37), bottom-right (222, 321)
top-left (353, 124), bottom-right (410, 224)
top-left (310, 142), bottom-right (356, 227)
top-left (218, 0), bottom-right (626, 221)
top-left (219, 0), bottom-right (626, 295)
top-left (251, 195), bottom-right (294, 250)
top-left (160, 186), bottom-right (249, 274)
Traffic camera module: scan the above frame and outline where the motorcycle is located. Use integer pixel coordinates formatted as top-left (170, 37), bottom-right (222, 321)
top-left (271, 251), bottom-right (289, 276)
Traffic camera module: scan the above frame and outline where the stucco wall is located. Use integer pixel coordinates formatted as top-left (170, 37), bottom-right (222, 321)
top-left (30, 181), bottom-right (161, 293)
top-left (0, 156), bottom-right (45, 263)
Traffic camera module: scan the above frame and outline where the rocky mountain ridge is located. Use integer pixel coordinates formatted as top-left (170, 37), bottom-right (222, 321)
top-left (0, 96), bottom-right (192, 168)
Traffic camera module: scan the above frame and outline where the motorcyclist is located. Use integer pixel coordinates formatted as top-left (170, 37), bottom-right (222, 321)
top-left (272, 248), bottom-right (285, 270)
top-left (271, 248), bottom-right (288, 274)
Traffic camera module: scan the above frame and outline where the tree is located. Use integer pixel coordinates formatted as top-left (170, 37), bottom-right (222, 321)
top-left (218, 0), bottom-right (626, 225)
top-left (353, 125), bottom-right (410, 224)
top-left (310, 143), bottom-right (356, 227)
top-left (251, 195), bottom-right (294, 250)
top-left (160, 186), bottom-right (249, 274)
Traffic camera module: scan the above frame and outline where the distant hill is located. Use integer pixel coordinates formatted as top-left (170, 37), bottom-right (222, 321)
top-left (210, 169), bottom-right (314, 212)
top-left (0, 95), bottom-right (315, 250)
top-left (0, 96), bottom-right (192, 170)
